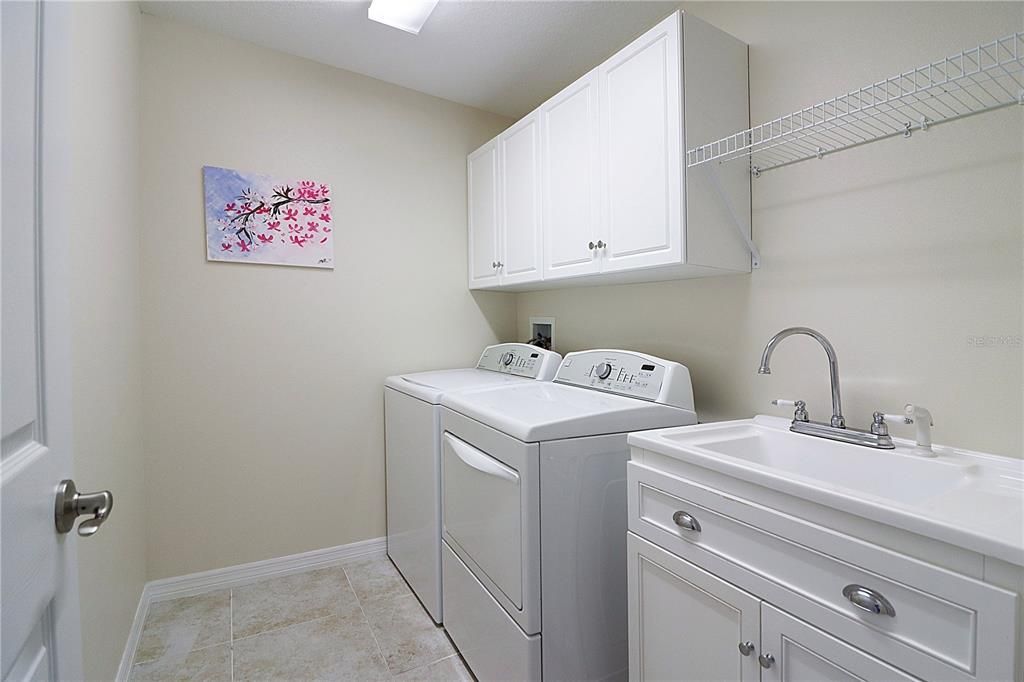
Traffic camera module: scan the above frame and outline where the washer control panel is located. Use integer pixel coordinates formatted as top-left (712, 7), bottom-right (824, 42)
top-left (477, 343), bottom-right (556, 378)
top-left (554, 350), bottom-right (668, 401)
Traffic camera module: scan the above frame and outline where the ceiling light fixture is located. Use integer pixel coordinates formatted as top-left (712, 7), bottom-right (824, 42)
top-left (367, 0), bottom-right (440, 35)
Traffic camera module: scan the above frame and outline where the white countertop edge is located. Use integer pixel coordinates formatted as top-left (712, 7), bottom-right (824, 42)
top-left (628, 418), bottom-right (1024, 569)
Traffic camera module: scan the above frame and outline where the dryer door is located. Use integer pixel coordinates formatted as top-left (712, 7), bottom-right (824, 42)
top-left (441, 427), bottom-right (541, 635)
top-left (443, 434), bottom-right (523, 607)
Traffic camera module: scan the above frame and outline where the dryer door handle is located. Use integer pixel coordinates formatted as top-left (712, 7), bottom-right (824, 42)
top-left (445, 434), bottom-right (520, 484)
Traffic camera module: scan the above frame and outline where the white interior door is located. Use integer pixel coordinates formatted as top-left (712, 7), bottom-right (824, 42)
top-left (1, 2), bottom-right (83, 680)
top-left (598, 12), bottom-right (683, 273)
top-left (540, 70), bottom-right (602, 280)
top-left (498, 114), bottom-right (542, 285)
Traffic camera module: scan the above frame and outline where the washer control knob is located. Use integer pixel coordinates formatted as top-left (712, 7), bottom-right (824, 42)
top-left (502, 352), bottom-right (515, 366)
top-left (596, 362), bottom-right (613, 380)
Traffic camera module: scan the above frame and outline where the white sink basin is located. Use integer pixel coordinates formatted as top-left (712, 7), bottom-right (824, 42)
top-left (663, 423), bottom-right (979, 506)
top-left (629, 416), bottom-right (1024, 567)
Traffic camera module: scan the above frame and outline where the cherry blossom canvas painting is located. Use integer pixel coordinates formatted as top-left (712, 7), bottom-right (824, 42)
top-left (204, 165), bottom-right (334, 268)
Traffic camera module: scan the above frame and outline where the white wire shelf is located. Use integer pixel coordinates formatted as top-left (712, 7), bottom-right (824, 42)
top-left (686, 32), bottom-right (1024, 175)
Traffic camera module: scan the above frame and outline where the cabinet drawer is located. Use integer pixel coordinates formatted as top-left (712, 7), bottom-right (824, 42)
top-left (628, 462), bottom-right (1018, 681)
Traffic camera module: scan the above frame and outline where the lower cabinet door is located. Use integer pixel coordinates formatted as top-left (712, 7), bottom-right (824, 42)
top-left (627, 533), bottom-right (761, 681)
top-left (760, 604), bottom-right (921, 682)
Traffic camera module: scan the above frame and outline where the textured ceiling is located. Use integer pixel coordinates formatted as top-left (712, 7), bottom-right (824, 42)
top-left (141, 0), bottom-right (682, 118)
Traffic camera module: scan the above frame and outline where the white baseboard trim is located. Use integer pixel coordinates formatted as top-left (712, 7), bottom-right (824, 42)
top-left (115, 536), bottom-right (387, 681)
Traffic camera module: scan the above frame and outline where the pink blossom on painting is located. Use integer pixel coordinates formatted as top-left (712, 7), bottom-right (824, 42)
top-left (257, 234), bottom-right (274, 243)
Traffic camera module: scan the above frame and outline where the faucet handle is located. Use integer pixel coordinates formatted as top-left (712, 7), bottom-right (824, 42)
top-left (772, 399), bottom-right (809, 422)
top-left (882, 411), bottom-right (912, 425)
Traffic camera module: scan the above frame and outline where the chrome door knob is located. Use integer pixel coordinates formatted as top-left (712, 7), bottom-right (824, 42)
top-left (738, 641), bottom-right (755, 656)
top-left (596, 362), bottom-right (613, 379)
top-left (758, 653), bottom-right (775, 669)
top-left (55, 479), bottom-right (113, 537)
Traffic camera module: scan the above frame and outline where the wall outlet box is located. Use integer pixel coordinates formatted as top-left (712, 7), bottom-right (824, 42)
top-left (529, 316), bottom-right (555, 349)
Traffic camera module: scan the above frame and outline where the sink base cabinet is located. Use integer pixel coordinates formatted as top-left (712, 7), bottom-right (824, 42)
top-left (628, 533), bottom-right (761, 681)
top-left (626, 459), bottom-right (1022, 682)
top-left (627, 533), bottom-right (922, 682)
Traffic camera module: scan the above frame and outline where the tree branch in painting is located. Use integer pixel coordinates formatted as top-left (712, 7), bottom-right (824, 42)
top-left (222, 182), bottom-right (332, 247)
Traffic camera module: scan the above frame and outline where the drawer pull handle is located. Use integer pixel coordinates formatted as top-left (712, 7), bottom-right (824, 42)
top-left (738, 641), bottom-right (755, 656)
top-left (758, 653), bottom-right (775, 669)
top-left (843, 584), bottom-right (896, 617)
top-left (672, 510), bottom-right (701, 532)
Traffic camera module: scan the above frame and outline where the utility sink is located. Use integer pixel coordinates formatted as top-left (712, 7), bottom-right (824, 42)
top-left (662, 422), bottom-right (979, 505)
top-left (629, 415), bottom-right (1024, 566)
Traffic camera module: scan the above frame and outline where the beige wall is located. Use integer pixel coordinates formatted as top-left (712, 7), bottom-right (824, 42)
top-left (519, 2), bottom-right (1024, 458)
top-left (139, 14), bottom-right (515, 579)
top-left (70, 3), bottom-right (146, 679)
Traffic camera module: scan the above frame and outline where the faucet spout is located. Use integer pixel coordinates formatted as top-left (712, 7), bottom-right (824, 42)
top-left (758, 327), bottom-right (845, 428)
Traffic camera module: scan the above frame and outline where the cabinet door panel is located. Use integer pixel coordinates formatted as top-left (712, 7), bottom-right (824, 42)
top-left (761, 604), bottom-right (920, 682)
top-left (628, 533), bottom-right (760, 682)
top-left (468, 140), bottom-right (499, 288)
top-left (541, 71), bottom-right (601, 279)
top-left (599, 13), bottom-right (682, 272)
top-left (499, 115), bottom-right (542, 285)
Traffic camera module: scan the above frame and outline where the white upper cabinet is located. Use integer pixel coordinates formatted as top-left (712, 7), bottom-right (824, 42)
top-left (599, 13), bottom-right (682, 273)
top-left (541, 70), bottom-right (601, 280)
top-left (468, 11), bottom-right (750, 291)
top-left (498, 113), bottom-right (543, 285)
top-left (467, 140), bottom-right (500, 288)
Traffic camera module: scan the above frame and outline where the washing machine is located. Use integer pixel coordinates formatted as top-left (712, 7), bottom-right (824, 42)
top-left (384, 343), bottom-right (561, 624)
top-left (439, 349), bottom-right (697, 681)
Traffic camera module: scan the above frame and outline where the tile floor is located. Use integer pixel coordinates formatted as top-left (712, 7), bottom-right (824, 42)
top-left (129, 553), bottom-right (473, 681)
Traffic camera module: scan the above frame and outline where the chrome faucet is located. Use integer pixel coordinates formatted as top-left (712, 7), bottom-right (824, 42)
top-left (758, 327), bottom-right (894, 449)
top-left (758, 327), bottom-right (845, 428)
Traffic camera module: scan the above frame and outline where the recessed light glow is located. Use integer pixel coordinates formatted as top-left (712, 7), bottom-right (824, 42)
top-left (367, 0), bottom-right (440, 35)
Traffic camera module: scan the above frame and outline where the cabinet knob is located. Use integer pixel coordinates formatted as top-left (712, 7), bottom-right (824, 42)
top-left (588, 241), bottom-right (597, 250)
top-left (596, 240), bottom-right (606, 249)
top-left (758, 653), bottom-right (775, 669)
top-left (738, 641), bottom-right (755, 656)
top-left (491, 261), bottom-right (498, 269)
top-left (672, 510), bottom-right (701, 533)
top-left (842, 584), bottom-right (896, 617)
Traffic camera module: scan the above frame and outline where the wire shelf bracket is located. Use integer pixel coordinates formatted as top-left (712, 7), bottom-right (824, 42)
top-left (704, 164), bottom-right (761, 268)
top-left (686, 32), bottom-right (1024, 175)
